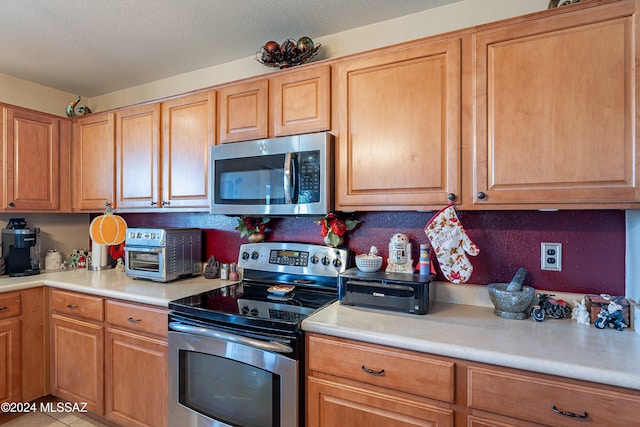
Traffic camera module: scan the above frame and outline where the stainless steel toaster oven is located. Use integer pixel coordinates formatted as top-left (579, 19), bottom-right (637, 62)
top-left (338, 268), bottom-right (433, 314)
top-left (124, 228), bottom-right (201, 282)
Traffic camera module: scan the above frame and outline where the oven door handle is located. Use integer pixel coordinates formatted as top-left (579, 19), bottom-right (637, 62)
top-left (169, 322), bottom-right (293, 353)
top-left (124, 247), bottom-right (163, 253)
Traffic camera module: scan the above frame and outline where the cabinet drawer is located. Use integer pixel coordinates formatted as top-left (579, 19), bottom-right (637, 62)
top-left (105, 300), bottom-right (169, 338)
top-left (468, 365), bottom-right (640, 427)
top-left (307, 334), bottom-right (454, 403)
top-left (51, 289), bottom-right (103, 321)
top-left (0, 292), bottom-right (21, 319)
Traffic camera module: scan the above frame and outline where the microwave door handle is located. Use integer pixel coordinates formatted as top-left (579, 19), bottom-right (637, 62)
top-left (169, 322), bottom-right (293, 353)
top-left (284, 152), bottom-right (294, 204)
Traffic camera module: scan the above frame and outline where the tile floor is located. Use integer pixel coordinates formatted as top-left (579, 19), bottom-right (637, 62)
top-left (0, 397), bottom-right (109, 427)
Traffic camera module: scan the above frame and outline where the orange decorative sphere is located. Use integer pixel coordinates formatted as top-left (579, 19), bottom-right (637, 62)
top-left (89, 213), bottom-right (127, 245)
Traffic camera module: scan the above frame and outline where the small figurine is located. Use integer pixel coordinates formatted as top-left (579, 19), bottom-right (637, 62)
top-left (531, 293), bottom-right (572, 322)
top-left (386, 233), bottom-right (414, 274)
top-left (115, 258), bottom-right (125, 272)
top-left (65, 95), bottom-right (92, 118)
top-left (203, 256), bottom-right (220, 279)
top-left (573, 298), bottom-right (590, 325)
top-left (594, 301), bottom-right (627, 331)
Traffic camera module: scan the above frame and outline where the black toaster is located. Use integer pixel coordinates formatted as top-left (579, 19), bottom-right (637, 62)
top-left (338, 268), bottom-right (433, 315)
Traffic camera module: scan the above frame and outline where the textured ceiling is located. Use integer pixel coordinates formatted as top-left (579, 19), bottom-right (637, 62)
top-left (0, 0), bottom-right (457, 97)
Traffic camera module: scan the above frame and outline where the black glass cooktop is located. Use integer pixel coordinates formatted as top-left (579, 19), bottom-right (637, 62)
top-left (169, 282), bottom-right (336, 334)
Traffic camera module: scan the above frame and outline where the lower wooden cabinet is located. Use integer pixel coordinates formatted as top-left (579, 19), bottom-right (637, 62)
top-left (0, 318), bottom-right (21, 404)
top-left (307, 333), bottom-right (640, 427)
top-left (0, 288), bottom-right (47, 406)
top-left (51, 314), bottom-right (104, 414)
top-left (306, 333), bottom-right (455, 427)
top-left (104, 300), bottom-right (168, 427)
top-left (49, 290), bottom-right (168, 427)
top-left (467, 364), bottom-right (640, 427)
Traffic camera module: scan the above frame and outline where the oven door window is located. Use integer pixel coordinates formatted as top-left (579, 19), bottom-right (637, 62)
top-left (179, 350), bottom-right (280, 427)
top-left (127, 250), bottom-right (161, 272)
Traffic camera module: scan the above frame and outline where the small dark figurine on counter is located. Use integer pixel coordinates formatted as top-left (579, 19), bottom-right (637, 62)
top-left (531, 293), bottom-right (572, 322)
top-left (594, 300), bottom-right (627, 331)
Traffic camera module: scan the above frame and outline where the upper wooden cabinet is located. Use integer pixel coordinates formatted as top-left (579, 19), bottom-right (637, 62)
top-left (218, 65), bottom-right (331, 143)
top-left (115, 103), bottom-right (161, 210)
top-left (335, 38), bottom-right (462, 210)
top-left (1, 106), bottom-right (69, 211)
top-left (72, 112), bottom-right (115, 211)
top-left (161, 92), bottom-right (215, 210)
top-left (218, 79), bottom-right (268, 143)
top-left (270, 65), bottom-right (331, 137)
top-left (470, 0), bottom-right (640, 208)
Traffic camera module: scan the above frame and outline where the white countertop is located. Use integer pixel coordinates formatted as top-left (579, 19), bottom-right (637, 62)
top-left (302, 301), bottom-right (640, 391)
top-left (0, 268), bottom-right (226, 306)
top-left (3, 270), bottom-right (638, 392)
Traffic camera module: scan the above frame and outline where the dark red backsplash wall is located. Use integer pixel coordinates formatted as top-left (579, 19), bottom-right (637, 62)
top-left (120, 210), bottom-right (626, 295)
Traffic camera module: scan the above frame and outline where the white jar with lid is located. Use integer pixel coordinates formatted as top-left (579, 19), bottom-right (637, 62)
top-left (45, 249), bottom-right (63, 270)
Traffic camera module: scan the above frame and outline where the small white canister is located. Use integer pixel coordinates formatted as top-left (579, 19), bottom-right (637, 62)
top-left (45, 249), bottom-right (63, 271)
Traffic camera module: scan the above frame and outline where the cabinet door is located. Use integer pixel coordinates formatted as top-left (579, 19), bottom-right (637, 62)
top-left (218, 79), bottom-right (268, 143)
top-left (105, 328), bottom-right (167, 427)
top-left (51, 314), bottom-right (104, 414)
top-left (472, 1), bottom-right (639, 206)
top-left (115, 104), bottom-right (161, 209)
top-left (0, 318), bottom-right (21, 404)
top-left (336, 38), bottom-right (461, 210)
top-left (307, 376), bottom-right (453, 427)
top-left (2, 107), bottom-right (60, 210)
top-left (161, 92), bottom-right (215, 209)
top-left (271, 66), bottom-right (331, 136)
top-left (72, 112), bottom-right (115, 211)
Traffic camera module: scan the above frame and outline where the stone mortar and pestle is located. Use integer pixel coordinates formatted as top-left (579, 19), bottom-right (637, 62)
top-left (487, 268), bottom-right (535, 320)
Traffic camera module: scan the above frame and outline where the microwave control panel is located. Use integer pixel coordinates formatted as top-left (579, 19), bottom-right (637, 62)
top-left (298, 151), bottom-right (320, 203)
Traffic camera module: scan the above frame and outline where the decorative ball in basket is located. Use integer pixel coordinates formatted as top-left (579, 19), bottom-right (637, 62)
top-left (256, 36), bottom-right (321, 69)
top-left (355, 246), bottom-right (383, 273)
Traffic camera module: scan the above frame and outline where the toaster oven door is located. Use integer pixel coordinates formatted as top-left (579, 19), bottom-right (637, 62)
top-left (125, 246), bottom-right (166, 279)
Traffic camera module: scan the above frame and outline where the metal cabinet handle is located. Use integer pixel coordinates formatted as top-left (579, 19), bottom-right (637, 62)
top-left (0, 306), bottom-right (8, 311)
top-left (361, 365), bottom-right (385, 376)
top-left (552, 405), bottom-right (588, 419)
top-left (476, 192), bottom-right (486, 200)
top-left (66, 304), bottom-right (79, 309)
top-left (8, 201), bottom-right (14, 207)
top-left (161, 201), bottom-right (170, 206)
top-left (447, 193), bottom-right (456, 201)
top-left (150, 201), bottom-right (157, 206)
top-left (105, 202), bottom-right (111, 207)
top-left (127, 317), bottom-right (142, 323)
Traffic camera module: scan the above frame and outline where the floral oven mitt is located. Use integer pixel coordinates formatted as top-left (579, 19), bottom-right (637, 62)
top-left (424, 205), bottom-right (479, 283)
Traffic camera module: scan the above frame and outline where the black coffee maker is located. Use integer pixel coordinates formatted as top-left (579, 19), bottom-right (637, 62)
top-left (2, 218), bottom-right (41, 276)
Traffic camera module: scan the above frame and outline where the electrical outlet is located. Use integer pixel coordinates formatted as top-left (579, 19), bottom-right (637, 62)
top-left (541, 242), bottom-right (562, 272)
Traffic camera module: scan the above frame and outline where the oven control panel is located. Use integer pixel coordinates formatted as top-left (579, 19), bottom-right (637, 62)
top-left (238, 242), bottom-right (349, 277)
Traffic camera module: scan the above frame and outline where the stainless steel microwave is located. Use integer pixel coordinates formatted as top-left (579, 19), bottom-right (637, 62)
top-left (209, 132), bottom-right (334, 216)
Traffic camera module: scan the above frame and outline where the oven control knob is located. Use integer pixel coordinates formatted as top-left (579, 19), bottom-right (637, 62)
top-left (250, 308), bottom-right (259, 316)
top-left (251, 251), bottom-right (259, 260)
top-left (241, 306), bottom-right (250, 315)
top-left (321, 256), bottom-right (330, 266)
top-left (310, 254), bottom-right (319, 264)
top-left (333, 258), bottom-right (342, 268)
top-left (241, 251), bottom-right (250, 260)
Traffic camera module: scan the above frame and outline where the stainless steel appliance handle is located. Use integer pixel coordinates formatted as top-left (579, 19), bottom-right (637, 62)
top-left (283, 152), bottom-right (294, 204)
top-left (124, 247), bottom-right (163, 254)
top-left (169, 322), bottom-right (293, 353)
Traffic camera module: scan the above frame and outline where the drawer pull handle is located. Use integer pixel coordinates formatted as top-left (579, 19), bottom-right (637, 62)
top-left (361, 365), bottom-right (385, 376)
top-left (66, 304), bottom-right (79, 309)
top-left (0, 306), bottom-right (7, 311)
top-left (552, 405), bottom-right (588, 419)
top-left (127, 317), bottom-right (142, 323)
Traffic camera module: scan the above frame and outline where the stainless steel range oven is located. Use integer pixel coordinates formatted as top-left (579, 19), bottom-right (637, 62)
top-left (168, 242), bottom-right (350, 427)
